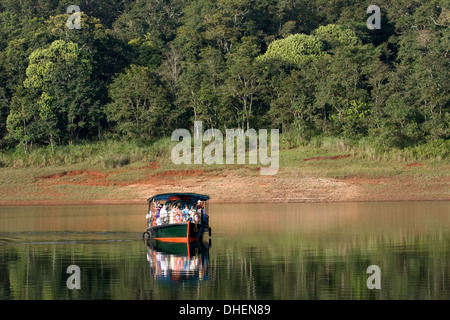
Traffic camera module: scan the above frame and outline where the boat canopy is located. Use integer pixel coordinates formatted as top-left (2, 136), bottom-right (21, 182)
top-left (147, 193), bottom-right (210, 203)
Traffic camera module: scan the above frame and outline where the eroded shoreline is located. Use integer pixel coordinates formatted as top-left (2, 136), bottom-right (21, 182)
top-left (1, 163), bottom-right (448, 206)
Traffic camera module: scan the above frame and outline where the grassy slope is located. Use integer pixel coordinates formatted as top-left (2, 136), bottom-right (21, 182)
top-left (0, 139), bottom-right (448, 204)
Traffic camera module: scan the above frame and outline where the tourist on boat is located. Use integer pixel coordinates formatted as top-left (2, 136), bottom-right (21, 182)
top-left (182, 205), bottom-right (190, 221)
top-left (155, 204), bottom-right (161, 220)
top-left (146, 211), bottom-right (151, 227)
top-left (160, 204), bottom-right (168, 224)
top-left (196, 200), bottom-right (203, 211)
top-left (172, 205), bottom-right (181, 223)
top-left (188, 206), bottom-right (195, 222)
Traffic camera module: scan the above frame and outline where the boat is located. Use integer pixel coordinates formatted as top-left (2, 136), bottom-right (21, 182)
top-left (143, 193), bottom-right (211, 242)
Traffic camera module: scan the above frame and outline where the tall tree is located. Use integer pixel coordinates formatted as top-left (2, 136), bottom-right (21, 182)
top-left (224, 36), bottom-right (265, 130)
top-left (112, 0), bottom-right (184, 44)
top-left (177, 46), bottom-right (226, 128)
top-left (8, 40), bottom-right (97, 150)
top-left (105, 64), bottom-right (170, 140)
top-left (257, 33), bottom-right (325, 67)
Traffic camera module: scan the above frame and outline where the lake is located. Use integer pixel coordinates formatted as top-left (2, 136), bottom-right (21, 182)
top-left (0, 201), bottom-right (449, 300)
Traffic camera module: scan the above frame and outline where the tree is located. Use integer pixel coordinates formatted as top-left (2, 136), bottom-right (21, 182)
top-left (11, 40), bottom-right (97, 150)
top-left (1, 16), bottom-right (54, 95)
top-left (56, 0), bottom-right (128, 28)
top-left (128, 36), bottom-right (163, 70)
top-left (312, 24), bottom-right (360, 50)
top-left (257, 33), bottom-right (325, 67)
top-left (112, 0), bottom-right (184, 44)
top-left (224, 36), bottom-right (265, 130)
top-left (319, 45), bottom-right (374, 137)
top-left (376, 93), bottom-right (421, 148)
top-left (44, 13), bottom-right (132, 102)
top-left (0, 0), bottom-right (448, 155)
top-left (5, 86), bottom-right (41, 152)
top-left (0, 0), bottom-right (58, 19)
top-left (0, 85), bottom-right (8, 147)
top-left (176, 47), bottom-right (226, 129)
top-left (376, 0), bottom-right (450, 144)
top-left (105, 65), bottom-right (170, 140)
top-left (268, 65), bottom-right (321, 143)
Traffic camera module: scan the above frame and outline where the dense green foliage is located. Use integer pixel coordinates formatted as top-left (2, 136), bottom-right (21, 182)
top-left (0, 0), bottom-right (448, 158)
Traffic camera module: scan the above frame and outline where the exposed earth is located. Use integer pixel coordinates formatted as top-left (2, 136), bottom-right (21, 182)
top-left (1, 157), bottom-right (448, 206)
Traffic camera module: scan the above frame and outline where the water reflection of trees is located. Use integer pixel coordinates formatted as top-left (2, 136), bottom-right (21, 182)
top-left (0, 232), bottom-right (449, 299)
top-left (208, 232), bottom-right (450, 300)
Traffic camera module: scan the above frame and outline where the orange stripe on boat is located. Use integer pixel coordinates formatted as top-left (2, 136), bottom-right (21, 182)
top-left (153, 237), bottom-right (198, 243)
top-left (186, 222), bottom-right (190, 239)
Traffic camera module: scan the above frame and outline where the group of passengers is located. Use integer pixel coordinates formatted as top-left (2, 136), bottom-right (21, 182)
top-left (148, 200), bottom-right (205, 226)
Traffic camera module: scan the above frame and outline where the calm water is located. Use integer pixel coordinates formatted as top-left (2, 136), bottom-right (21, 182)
top-left (0, 202), bottom-right (449, 300)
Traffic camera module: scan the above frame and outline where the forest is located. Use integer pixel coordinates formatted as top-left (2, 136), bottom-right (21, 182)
top-left (0, 0), bottom-right (448, 162)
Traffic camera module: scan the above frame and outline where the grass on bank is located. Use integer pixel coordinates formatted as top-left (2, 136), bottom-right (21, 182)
top-left (0, 138), bottom-right (174, 168)
top-left (0, 135), bottom-right (448, 168)
top-left (0, 136), bottom-right (448, 180)
top-left (0, 136), bottom-right (447, 202)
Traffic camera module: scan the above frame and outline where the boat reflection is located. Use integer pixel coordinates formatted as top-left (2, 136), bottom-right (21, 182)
top-left (146, 239), bottom-right (211, 282)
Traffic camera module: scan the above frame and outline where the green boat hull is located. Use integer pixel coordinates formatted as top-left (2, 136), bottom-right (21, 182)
top-left (144, 222), bottom-right (210, 242)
